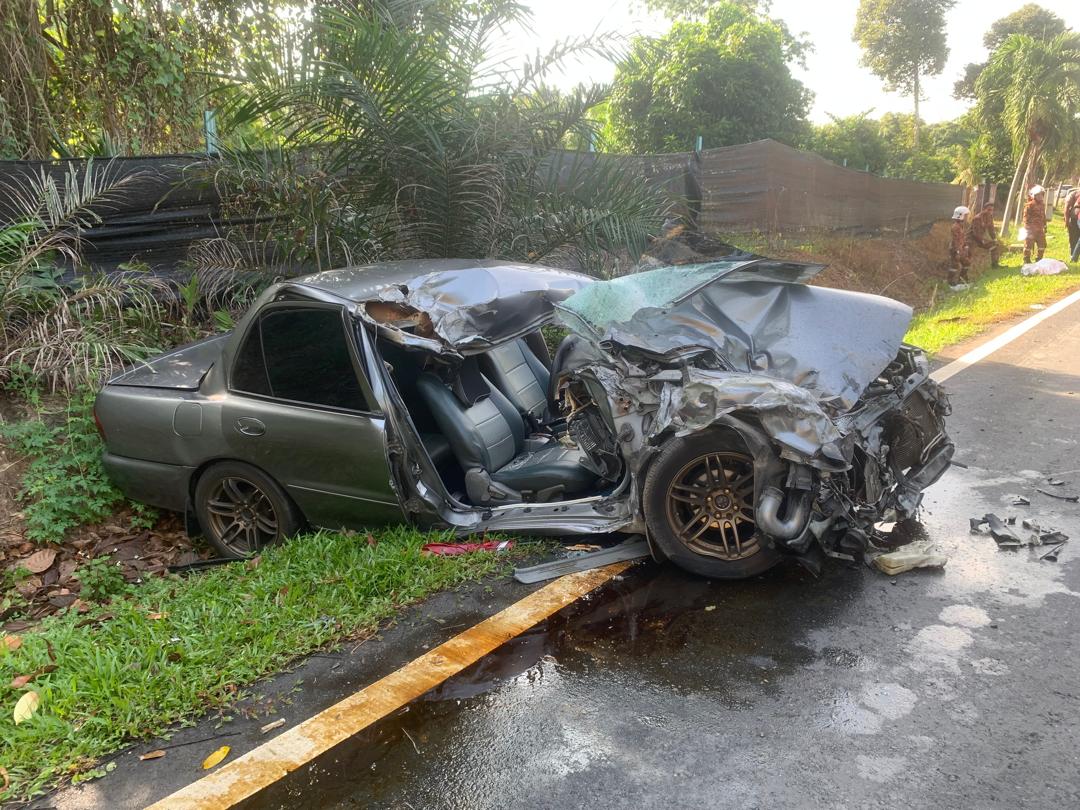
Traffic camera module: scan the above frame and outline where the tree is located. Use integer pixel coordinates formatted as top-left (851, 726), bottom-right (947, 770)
top-left (805, 112), bottom-right (889, 174)
top-left (984, 3), bottom-right (1066, 51)
top-left (214, 2), bottom-right (669, 275)
top-left (977, 33), bottom-right (1080, 233)
top-left (955, 4), bottom-right (1064, 100)
top-left (853, 0), bottom-right (955, 148)
top-left (607, 2), bottom-right (811, 153)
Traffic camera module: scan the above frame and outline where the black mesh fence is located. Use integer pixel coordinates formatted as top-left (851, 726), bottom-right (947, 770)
top-left (0, 141), bottom-right (966, 274)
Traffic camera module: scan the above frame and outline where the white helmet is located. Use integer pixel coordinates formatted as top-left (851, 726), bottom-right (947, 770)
top-left (952, 206), bottom-right (970, 220)
top-left (1030, 184), bottom-right (1045, 197)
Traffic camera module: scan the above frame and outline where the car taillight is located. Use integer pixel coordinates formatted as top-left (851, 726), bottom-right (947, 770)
top-left (93, 407), bottom-right (106, 441)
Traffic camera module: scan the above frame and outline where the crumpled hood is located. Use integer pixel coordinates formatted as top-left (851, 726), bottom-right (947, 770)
top-left (556, 261), bottom-right (912, 412)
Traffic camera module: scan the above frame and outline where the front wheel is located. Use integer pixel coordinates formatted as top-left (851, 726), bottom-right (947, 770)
top-left (643, 430), bottom-right (781, 579)
top-left (194, 461), bottom-right (302, 558)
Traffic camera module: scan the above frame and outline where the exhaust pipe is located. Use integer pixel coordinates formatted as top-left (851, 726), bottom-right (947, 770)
top-left (757, 486), bottom-right (812, 539)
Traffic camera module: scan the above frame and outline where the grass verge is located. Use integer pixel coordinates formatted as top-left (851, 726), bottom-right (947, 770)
top-left (905, 216), bottom-right (1080, 355)
top-left (0, 528), bottom-right (523, 801)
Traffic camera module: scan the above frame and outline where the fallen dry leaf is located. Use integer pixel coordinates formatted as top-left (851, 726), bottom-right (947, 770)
top-left (0, 765), bottom-right (8, 795)
top-left (2, 635), bottom-right (21, 652)
top-left (366, 533), bottom-right (377, 547)
top-left (139, 750), bottom-right (166, 761)
top-left (22, 548), bottom-right (57, 574)
top-left (10, 664), bottom-right (57, 689)
top-left (565, 544), bottom-right (602, 552)
top-left (245, 555), bottom-right (261, 570)
top-left (260, 718), bottom-right (286, 734)
top-left (13, 690), bottom-right (39, 725)
top-left (147, 612), bottom-right (168, 621)
top-left (201, 745), bottom-right (230, 770)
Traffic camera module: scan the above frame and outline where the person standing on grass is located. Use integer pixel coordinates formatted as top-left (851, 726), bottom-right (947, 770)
top-left (1064, 186), bottom-right (1080, 256)
top-left (969, 200), bottom-right (1000, 268)
top-left (949, 205), bottom-right (972, 290)
top-left (1023, 185), bottom-right (1048, 263)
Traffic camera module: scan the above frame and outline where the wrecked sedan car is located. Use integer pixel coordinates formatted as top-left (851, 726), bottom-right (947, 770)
top-left (95, 257), bottom-right (953, 578)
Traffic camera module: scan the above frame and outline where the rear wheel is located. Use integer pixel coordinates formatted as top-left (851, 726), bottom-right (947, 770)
top-left (643, 430), bottom-right (781, 579)
top-left (194, 461), bottom-right (301, 558)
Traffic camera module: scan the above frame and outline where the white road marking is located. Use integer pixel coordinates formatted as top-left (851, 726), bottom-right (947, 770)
top-left (931, 289), bottom-right (1080, 383)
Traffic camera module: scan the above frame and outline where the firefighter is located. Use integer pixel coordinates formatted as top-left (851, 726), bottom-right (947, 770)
top-left (968, 200), bottom-right (1000, 268)
top-left (1064, 186), bottom-right (1080, 256)
top-left (1023, 185), bottom-right (1047, 263)
top-left (949, 205), bottom-right (972, 289)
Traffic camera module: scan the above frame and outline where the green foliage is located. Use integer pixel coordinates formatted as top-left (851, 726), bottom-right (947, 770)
top-left (983, 3), bottom-right (1066, 51)
top-left (853, 0), bottom-right (954, 143)
top-left (0, 389), bottom-right (130, 543)
top-left (73, 557), bottom-right (129, 602)
top-left (213, 3), bottom-right (668, 275)
top-left (0, 0), bottom-right (311, 158)
top-left (0, 527), bottom-right (525, 801)
top-left (0, 159), bottom-right (170, 390)
top-left (607, 2), bottom-right (811, 154)
top-left (853, 0), bottom-right (954, 94)
top-left (804, 111), bottom-right (975, 183)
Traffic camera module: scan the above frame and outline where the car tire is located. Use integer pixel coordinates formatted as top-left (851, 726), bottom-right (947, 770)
top-left (194, 461), bottom-right (302, 559)
top-left (643, 429), bottom-right (782, 580)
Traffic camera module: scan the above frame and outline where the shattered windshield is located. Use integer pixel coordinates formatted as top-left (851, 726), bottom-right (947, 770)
top-left (555, 262), bottom-right (747, 337)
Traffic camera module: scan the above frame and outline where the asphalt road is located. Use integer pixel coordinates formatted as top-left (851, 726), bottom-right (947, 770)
top-left (247, 300), bottom-right (1080, 810)
top-left (49, 299), bottom-right (1080, 810)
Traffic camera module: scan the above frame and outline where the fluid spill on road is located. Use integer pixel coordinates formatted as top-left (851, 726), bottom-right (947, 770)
top-left (234, 464), bottom-right (1079, 810)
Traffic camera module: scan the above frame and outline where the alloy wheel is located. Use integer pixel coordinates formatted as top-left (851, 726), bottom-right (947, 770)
top-left (204, 476), bottom-right (279, 555)
top-left (664, 451), bottom-right (759, 560)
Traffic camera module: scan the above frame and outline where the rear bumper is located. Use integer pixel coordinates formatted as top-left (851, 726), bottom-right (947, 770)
top-left (103, 453), bottom-right (193, 512)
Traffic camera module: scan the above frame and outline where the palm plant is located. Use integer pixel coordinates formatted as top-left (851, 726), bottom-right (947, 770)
top-left (211, 0), bottom-right (669, 276)
top-left (0, 160), bottom-right (170, 390)
top-left (978, 33), bottom-right (1080, 233)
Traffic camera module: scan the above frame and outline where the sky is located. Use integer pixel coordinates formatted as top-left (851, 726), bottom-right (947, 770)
top-left (503, 0), bottom-right (1080, 124)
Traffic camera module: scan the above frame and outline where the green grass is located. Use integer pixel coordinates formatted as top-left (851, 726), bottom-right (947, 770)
top-left (0, 528), bottom-right (523, 801)
top-left (905, 216), bottom-right (1080, 355)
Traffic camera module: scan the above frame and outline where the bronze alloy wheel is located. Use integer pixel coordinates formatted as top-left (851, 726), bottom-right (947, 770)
top-left (204, 476), bottom-right (279, 555)
top-left (664, 451), bottom-right (759, 560)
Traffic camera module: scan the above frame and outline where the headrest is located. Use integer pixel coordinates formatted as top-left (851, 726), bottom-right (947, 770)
top-left (451, 357), bottom-right (489, 406)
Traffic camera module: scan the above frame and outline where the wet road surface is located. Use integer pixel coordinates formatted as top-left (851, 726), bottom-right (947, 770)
top-left (237, 304), bottom-right (1080, 809)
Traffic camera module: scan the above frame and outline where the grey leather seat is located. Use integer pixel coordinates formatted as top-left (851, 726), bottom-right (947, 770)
top-left (416, 358), bottom-right (598, 504)
top-left (479, 338), bottom-right (553, 424)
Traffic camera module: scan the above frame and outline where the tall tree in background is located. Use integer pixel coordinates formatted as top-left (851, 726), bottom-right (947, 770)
top-left (607, 2), bottom-right (811, 153)
top-left (853, 0), bottom-right (955, 148)
top-left (978, 33), bottom-right (1080, 233)
top-left (955, 4), bottom-right (1065, 98)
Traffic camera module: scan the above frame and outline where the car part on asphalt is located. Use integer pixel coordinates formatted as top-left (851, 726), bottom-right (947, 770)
top-left (512, 538), bottom-right (650, 584)
top-left (1035, 488), bottom-right (1080, 502)
top-left (95, 257), bottom-right (954, 579)
top-left (866, 540), bottom-right (948, 575)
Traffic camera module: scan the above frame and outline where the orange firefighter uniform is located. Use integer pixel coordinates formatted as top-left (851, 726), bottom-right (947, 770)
top-left (968, 203), bottom-right (1000, 267)
top-left (1023, 190), bottom-right (1047, 263)
top-left (949, 217), bottom-right (971, 286)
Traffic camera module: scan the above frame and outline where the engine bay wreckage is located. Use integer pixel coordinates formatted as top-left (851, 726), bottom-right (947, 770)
top-left (361, 256), bottom-right (954, 578)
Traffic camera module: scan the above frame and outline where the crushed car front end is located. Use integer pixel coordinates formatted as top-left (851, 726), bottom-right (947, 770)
top-left (549, 259), bottom-right (954, 575)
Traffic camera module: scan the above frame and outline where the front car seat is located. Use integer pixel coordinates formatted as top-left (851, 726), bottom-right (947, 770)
top-left (479, 338), bottom-right (554, 425)
top-left (416, 358), bottom-right (599, 504)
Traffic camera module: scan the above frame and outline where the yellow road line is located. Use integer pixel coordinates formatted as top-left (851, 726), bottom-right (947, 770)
top-left (145, 561), bottom-right (634, 810)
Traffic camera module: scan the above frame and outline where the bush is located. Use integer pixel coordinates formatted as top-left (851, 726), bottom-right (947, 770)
top-left (0, 389), bottom-right (155, 542)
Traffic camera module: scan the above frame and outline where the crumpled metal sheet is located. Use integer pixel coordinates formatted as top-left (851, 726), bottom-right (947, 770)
top-left (652, 368), bottom-right (851, 468)
top-left (375, 264), bottom-right (591, 354)
top-left (558, 264), bottom-right (911, 412)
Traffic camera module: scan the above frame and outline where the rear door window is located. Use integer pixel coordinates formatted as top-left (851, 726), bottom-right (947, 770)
top-left (231, 306), bottom-right (370, 411)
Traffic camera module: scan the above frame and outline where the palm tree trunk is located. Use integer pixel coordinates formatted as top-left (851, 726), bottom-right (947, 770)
top-left (1016, 145), bottom-right (1040, 229)
top-left (1000, 142), bottom-right (1029, 237)
top-left (912, 69), bottom-right (920, 150)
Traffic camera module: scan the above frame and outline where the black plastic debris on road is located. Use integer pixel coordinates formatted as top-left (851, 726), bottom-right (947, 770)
top-left (971, 514), bottom-right (1069, 558)
top-left (1035, 488), bottom-right (1080, 503)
